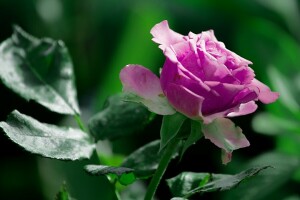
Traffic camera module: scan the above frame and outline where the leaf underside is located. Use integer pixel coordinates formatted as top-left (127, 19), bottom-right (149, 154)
top-left (85, 164), bottom-right (136, 186)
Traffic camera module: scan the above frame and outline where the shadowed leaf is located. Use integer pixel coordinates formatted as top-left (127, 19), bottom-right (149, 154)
top-left (55, 183), bottom-right (76, 200)
top-left (122, 140), bottom-right (179, 179)
top-left (160, 112), bottom-right (187, 151)
top-left (167, 166), bottom-right (270, 198)
top-left (88, 94), bottom-right (153, 141)
top-left (223, 152), bottom-right (300, 200)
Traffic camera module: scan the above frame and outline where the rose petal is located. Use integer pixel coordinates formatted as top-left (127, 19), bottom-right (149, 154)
top-left (198, 30), bottom-right (218, 45)
top-left (120, 64), bottom-right (175, 115)
top-left (251, 79), bottom-right (279, 104)
top-left (164, 83), bottom-right (204, 119)
top-left (197, 30), bottom-right (252, 71)
top-left (150, 20), bottom-right (184, 48)
top-left (202, 86), bottom-right (258, 123)
top-left (232, 86), bottom-right (259, 105)
top-left (202, 118), bottom-right (250, 164)
top-left (120, 64), bottom-right (162, 98)
top-left (162, 46), bottom-right (178, 63)
top-left (197, 48), bottom-right (234, 82)
top-left (232, 66), bottom-right (255, 84)
top-left (201, 90), bottom-right (258, 123)
top-left (170, 41), bottom-right (192, 62)
top-left (202, 81), bottom-right (244, 115)
top-left (180, 49), bottom-right (206, 80)
top-left (222, 49), bottom-right (253, 70)
top-left (202, 110), bottom-right (234, 124)
top-left (227, 101), bottom-right (258, 117)
top-left (160, 59), bottom-right (210, 95)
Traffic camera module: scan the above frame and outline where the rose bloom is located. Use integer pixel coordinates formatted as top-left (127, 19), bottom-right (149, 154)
top-left (120, 20), bottom-right (279, 163)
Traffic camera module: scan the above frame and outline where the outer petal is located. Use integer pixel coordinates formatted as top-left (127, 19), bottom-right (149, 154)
top-left (150, 20), bottom-right (184, 48)
top-left (251, 79), bottom-right (279, 104)
top-left (164, 83), bottom-right (204, 119)
top-left (120, 64), bottom-right (162, 98)
top-left (120, 65), bottom-right (175, 115)
top-left (202, 110), bottom-right (233, 124)
top-left (202, 118), bottom-right (250, 164)
top-left (227, 101), bottom-right (258, 117)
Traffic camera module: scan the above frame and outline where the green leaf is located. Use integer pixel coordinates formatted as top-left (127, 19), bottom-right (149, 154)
top-left (122, 140), bottom-right (179, 179)
top-left (55, 183), bottom-right (75, 200)
top-left (120, 181), bottom-right (147, 200)
top-left (180, 120), bottom-right (203, 159)
top-left (160, 112), bottom-right (187, 151)
top-left (0, 26), bottom-right (80, 115)
top-left (88, 94), bottom-right (153, 141)
top-left (223, 152), bottom-right (300, 200)
top-left (283, 195), bottom-right (300, 200)
top-left (84, 165), bottom-right (136, 186)
top-left (38, 156), bottom-right (118, 200)
top-left (167, 172), bottom-right (218, 197)
top-left (267, 66), bottom-right (300, 113)
top-left (98, 153), bottom-right (125, 167)
top-left (0, 110), bottom-right (95, 160)
top-left (167, 166), bottom-right (270, 198)
top-left (252, 112), bottom-right (300, 135)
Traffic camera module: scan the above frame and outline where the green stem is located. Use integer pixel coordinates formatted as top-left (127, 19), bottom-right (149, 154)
top-left (74, 115), bottom-right (87, 132)
top-left (114, 185), bottom-right (121, 200)
top-left (96, 146), bottom-right (121, 200)
top-left (144, 139), bottom-right (180, 200)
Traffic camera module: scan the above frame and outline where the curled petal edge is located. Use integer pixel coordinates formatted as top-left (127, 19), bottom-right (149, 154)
top-left (202, 118), bottom-right (250, 164)
top-left (227, 101), bottom-right (258, 117)
top-left (120, 65), bottom-right (175, 115)
top-left (251, 79), bottom-right (279, 104)
top-left (150, 20), bottom-right (184, 48)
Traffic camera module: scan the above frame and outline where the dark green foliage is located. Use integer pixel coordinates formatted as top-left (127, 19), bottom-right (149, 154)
top-left (160, 112), bottom-right (187, 151)
top-left (167, 166), bottom-right (270, 199)
top-left (88, 94), bottom-right (153, 141)
top-left (55, 183), bottom-right (75, 200)
top-left (223, 152), bottom-right (300, 200)
top-left (122, 140), bottom-right (179, 179)
top-left (180, 120), bottom-right (203, 159)
top-left (85, 165), bottom-right (136, 186)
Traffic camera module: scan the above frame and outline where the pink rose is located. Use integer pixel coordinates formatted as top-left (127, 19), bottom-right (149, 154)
top-left (120, 20), bottom-right (279, 163)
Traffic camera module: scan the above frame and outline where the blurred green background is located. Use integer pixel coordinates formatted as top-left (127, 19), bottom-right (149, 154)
top-left (0, 0), bottom-right (300, 199)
